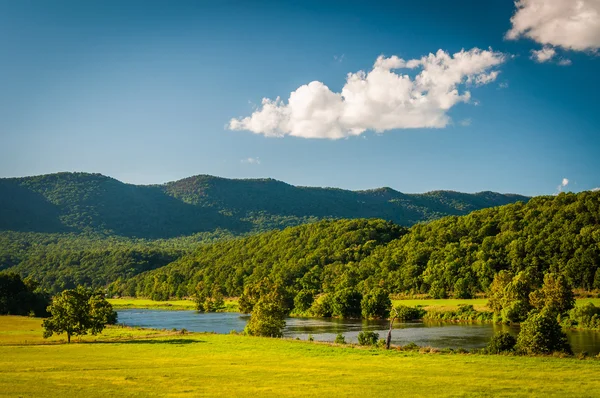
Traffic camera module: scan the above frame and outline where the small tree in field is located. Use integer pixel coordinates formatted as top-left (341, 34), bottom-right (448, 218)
top-left (43, 286), bottom-right (117, 343)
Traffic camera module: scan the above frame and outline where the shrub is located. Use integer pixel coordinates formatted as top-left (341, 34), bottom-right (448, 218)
top-left (361, 288), bottom-right (391, 319)
top-left (357, 331), bottom-right (379, 346)
top-left (402, 342), bottom-right (419, 351)
top-left (486, 332), bottom-right (517, 354)
top-left (516, 310), bottom-right (572, 355)
top-left (308, 334), bottom-right (314, 342)
top-left (394, 305), bottom-right (426, 321)
top-left (563, 303), bottom-right (600, 330)
top-left (334, 333), bottom-right (346, 344)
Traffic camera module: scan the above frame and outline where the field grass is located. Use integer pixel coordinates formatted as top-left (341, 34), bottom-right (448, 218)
top-left (108, 298), bottom-right (239, 312)
top-left (1, 316), bottom-right (600, 397)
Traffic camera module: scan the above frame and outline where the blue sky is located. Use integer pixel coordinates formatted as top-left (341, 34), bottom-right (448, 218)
top-left (1, 0), bottom-right (598, 195)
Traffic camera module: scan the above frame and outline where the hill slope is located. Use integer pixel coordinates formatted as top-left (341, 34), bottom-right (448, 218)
top-left (0, 172), bottom-right (528, 238)
top-left (111, 191), bottom-right (600, 302)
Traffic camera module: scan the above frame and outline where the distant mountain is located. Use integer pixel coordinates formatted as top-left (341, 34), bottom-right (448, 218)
top-left (0, 172), bottom-right (529, 238)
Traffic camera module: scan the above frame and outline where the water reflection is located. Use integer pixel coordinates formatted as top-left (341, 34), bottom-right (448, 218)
top-left (116, 309), bottom-right (600, 354)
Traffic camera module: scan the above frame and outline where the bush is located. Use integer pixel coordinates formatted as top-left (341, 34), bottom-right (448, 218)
top-left (486, 332), bottom-right (517, 354)
top-left (516, 310), bottom-right (572, 355)
top-left (357, 331), bottom-right (379, 346)
top-left (394, 305), bottom-right (426, 321)
top-left (563, 303), bottom-right (600, 330)
top-left (361, 288), bottom-right (391, 319)
top-left (334, 333), bottom-right (346, 344)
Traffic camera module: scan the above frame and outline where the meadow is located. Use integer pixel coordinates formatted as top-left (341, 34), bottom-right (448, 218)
top-left (1, 316), bottom-right (600, 397)
top-left (108, 297), bottom-right (239, 312)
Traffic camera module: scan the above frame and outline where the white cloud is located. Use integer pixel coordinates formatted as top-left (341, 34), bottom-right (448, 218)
top-left (530, 46), bottom-right (556, 63)
top-left (333, 54), bottom-right (345, 63)
top-left (498, 82), bottom-right (509, 89)
top-left (591, 187), bottom-right (600, 192)
top-left (241, 157), bottom-right (261, 165)
top-left (229, 48), bottom-right (506, 139)
top-left (557, 58), bottom-right (573, 66)
top-left (506, 0), bottom-right (600, 52)
top-left (557, 177), bottom-right (570, 193)
top-left (459, 118), bottom-right (472, 127)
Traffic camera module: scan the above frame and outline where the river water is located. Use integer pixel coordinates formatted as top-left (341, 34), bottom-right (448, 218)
top-left (117, 309), bottom-right (600, 354)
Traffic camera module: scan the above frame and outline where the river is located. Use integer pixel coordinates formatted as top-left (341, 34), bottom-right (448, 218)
top-left (117, 309), bottom-right (600, 354)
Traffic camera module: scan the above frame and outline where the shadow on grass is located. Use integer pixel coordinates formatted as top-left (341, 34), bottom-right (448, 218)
top-left (86, 338), bottom-right (205, 345)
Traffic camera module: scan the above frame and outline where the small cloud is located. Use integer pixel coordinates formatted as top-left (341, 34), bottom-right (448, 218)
top-left (333, 54), bottom-right (345, 63)
top-left (557, 58), bottom-right (572, 66)
top-left (498, 82), bottom-right (509, 89)
top-left (459, 118), bottom-right (472, 127)
top-left (591, 187), bottom-right (600, 192)
top-left (241, 157), bottom-right (261, 165)
top-left (530, 46), bottom-right (556, 63)
top-left (556, 177), bottom-right (569, 193)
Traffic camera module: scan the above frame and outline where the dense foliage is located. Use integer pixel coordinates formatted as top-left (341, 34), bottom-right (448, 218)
top-left (110, 192), bottom-right (599, 317)
top-left (0, 172), bottom-right (527, 238)
top-left (111, 219), bottom-right (405, 301)
top-left (0, 273), bottom-right (49, 316)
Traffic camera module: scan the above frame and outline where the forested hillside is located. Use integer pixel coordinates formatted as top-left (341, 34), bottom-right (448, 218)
top-left (110, 191), bottom-right (600, 307)
top-left (0, 172), bottom-right (527, 238)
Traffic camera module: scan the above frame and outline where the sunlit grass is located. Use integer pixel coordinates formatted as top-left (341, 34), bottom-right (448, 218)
top-left (108, 297), bottom-right (239, 312)
top-left (1, 315), bottom-right (599, 397)
top-left (391, 298), bottom-right (600, 312)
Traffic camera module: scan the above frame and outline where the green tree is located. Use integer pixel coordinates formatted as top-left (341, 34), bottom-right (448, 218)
top-left (42, 286), bottom-right (117, 343)
top-left (516, 310), bottom-right (572, 355)
top-left (360, 288), bottom-right (391, 319)
top-left (244, 290), bottom-right (287, 338)
top-left (529, 273), bottom-right (575, 316)
top-left (332, 288), bottom-right (362, 318)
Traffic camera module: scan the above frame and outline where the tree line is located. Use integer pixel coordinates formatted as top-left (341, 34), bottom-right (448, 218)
top-left (108, 192), bottom-right (599, 317)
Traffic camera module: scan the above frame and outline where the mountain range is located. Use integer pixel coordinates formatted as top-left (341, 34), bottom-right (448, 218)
top-left (0, 172), bottom-right (529, 239)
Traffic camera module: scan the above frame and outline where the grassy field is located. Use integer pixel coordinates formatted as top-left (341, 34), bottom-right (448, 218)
top-left (1, 316), bottom-right (600, 397)
top-left (391, 298), bottom-right (600, 312)
top-left (108, 298), bottom-right (239, 312)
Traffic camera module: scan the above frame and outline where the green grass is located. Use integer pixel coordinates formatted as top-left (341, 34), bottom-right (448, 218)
top-left (391, 298), bottom-right (600, 312)
top-left (1, 316), bottom-right (600, 397)
top-left (107, 297), bottom-right (239, 312)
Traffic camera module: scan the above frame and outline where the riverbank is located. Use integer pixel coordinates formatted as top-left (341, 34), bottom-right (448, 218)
top-left (1, 315), bottom-right (599, 397)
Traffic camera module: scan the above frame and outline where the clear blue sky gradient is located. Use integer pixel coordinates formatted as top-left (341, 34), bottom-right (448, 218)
top-left (1, 0), bottom-right (598, 195)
